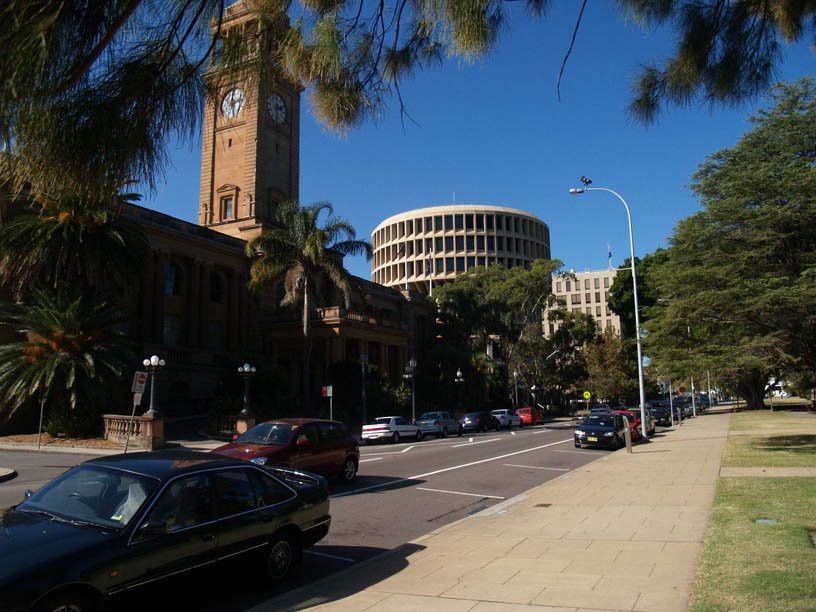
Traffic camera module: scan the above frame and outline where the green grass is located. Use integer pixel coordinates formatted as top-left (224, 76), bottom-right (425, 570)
top-left (690, 410), bottom-right (816, 611)
top-left (723, 411), bottom-right (816, 468)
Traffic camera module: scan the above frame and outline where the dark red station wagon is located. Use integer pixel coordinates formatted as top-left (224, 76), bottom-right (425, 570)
top-left (212, 418), bottom-right (360, 482)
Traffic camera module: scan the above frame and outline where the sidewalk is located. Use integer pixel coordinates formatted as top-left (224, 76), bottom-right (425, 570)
top-left (260, 411), bottom-right (730, 612)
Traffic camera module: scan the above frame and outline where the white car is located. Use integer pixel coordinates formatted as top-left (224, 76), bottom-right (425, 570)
top-left (362, 416), bottom-right (423, 444)
top-left (491, 409), bottom-right (523, 429)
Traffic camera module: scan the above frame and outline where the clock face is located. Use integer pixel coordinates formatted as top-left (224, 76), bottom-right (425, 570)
top-left (220, 88), bottom-right (245, 119)
top-left (268, 93), bottom-right (286, 124)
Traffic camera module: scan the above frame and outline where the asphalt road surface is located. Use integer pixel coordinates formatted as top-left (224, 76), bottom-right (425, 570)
top-left (0, 422), bottom-right (624, 610)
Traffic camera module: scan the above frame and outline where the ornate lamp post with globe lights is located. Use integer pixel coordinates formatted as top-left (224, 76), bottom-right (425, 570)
top-left (455, 368), bottom-right (465, 413)
top-left (142, 355), bottom-right (165, 417)
top-left (238, 363), bottom-right (256, 416)
top-left (403, 358), bottom-right (417, 422)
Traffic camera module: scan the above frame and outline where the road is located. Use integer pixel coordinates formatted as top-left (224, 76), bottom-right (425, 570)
top-left (0, 421), bottom-right (616, 610)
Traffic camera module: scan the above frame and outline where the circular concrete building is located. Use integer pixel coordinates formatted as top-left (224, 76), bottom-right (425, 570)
top-left (371, 204), bottom-right (551, 295)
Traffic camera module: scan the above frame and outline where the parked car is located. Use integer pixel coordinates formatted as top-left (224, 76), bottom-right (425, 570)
top-left (362, 416), bottom-right (423, 444)
top-left (515, 406), bottom-right (545, 425)
top-left (0, 450), bottom-right (331, 612)
top-left (574, 413), bottom-right (627, 449)
top-left (651, 406), bottom-right (672, 427)
top-left (491, 408), bottom-right (523, 429)
top-left (589, 403), bottom-right (612, 413)
top-left (459, 411), bottom-right (500, 433)
top-left (612, 409), bottom-right (643, 441)
top-left (415, 411), bottom-right (462, 437)
top-left (620, 406), bottom-right (656, 436)
top-left (212, 418), bottom-right (360, 482)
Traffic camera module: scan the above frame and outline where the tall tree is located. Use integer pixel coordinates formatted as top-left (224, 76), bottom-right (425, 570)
top-left (0, 286), bottom-right (134, 434)
top-left (3, 1), bottom-right (813, 200)
top-left (644, 78), bottom-right (816, 408)
top-left (0, 187), bottom-right (149, 300)
top-left (245, 201), bottom-right (371, 415)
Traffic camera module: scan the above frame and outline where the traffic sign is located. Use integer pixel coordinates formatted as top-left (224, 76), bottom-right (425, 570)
top-left (678, 386), bottom-right (686, 394)
top-left (131, 371), bottom-right (148, 394)
top-left (582, 391), bottom-right (591, 400)
top-left (322, 385), bottom-right (333, 397)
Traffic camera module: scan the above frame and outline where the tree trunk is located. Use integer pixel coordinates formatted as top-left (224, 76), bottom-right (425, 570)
top-left (302, 289), bottom-right (312, 416)
top-left (735, 369), bottom-right (767, 410)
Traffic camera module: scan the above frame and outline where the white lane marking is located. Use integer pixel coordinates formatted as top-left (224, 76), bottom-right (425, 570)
top-left (511, 431), bottom-right (517, 436)
top-left (452, 438), bottom-right (501, 448)
top-left (553, 449), bottom-right (590, 454)
top-left (334, 438), bottom-right (572, 498)
top-left (305, 550), bottom-right (356, 563)
top-left (416, 487), bottom-right (505, 500)
top-left (503, 463), bottom-right (569, 471)
top-left (401, 445), bottom-right (415, 453)
top-left (358, 457), bottom-right (383, 463)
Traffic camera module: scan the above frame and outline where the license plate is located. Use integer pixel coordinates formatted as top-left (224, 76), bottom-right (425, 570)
top-left (588, 436), bottom-right (598, 442)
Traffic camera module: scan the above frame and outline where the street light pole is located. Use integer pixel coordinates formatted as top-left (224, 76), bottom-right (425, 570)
top-left (360, 353), bottom-right (368, 426)
top-left (237, 363), bottom-right (257, 416)
top-left (403, 358), bottom-right (417, 422)
top-left (142, 354), bottom-right (166, 417)
top-left (455, 368), bottom-right (465, 413)
top-left (570, 178), bottom-right (647, 439)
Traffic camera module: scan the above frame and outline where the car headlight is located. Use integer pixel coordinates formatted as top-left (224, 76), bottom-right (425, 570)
top-left (250, 457), bottom-right (268, 465)
top-left (603, 432), bottom-right (614, 436)
top-left (574, 430), bottom-right (584, 436)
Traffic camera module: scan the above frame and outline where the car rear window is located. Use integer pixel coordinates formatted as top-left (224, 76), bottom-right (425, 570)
top-left (585, 415), bottom-right (614, 428)
top-left (236, 423), bottom-right (294, 445)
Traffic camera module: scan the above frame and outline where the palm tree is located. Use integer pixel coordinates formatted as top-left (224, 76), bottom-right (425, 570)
top-left (0, 286), bottom-right (134, 435)
top-left (246, 201), bottom-right (371, 415)
top-left (0, 186), bottom-right (149, 299)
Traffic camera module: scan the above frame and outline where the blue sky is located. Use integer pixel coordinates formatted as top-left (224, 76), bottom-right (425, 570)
top-left (145, 3), bottom-right (813, 280)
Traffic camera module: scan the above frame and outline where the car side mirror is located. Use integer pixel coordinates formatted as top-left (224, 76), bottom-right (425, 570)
top-left (24, 489), bottom-right (34, 499)
top-left (296, 437), bottom-right (311, 447)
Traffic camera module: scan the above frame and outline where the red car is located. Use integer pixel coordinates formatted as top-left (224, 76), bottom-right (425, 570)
top-left (612, 409), bottom-right (642, 441)
top-left (515, 406), bottom-right (545, 425)
top-left (212, 418), bottom-right (360, 482)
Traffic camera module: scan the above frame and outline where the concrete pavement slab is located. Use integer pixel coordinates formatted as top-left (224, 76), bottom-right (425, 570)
top-left (263, 412), bottom-right (731, 612)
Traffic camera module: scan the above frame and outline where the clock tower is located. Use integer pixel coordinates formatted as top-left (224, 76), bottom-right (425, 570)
top-left (199, 1), bottom-right (301, 241)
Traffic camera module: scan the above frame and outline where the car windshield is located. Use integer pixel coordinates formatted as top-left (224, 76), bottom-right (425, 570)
top-left (584, 415), bottom-right (615, 428)
top-left (372, 417), bottom-right (393, 425)
top-left (517, 408), bottom-right (529, 413)
top-left (235, 423), bottom-right (294, 445)
top-left (419, 412), bottom-right (441, 420)
top-left (463, 413), bottom-right (479, 418)
top-left (491, 410), bottom-right (507, 415)
top-left (17, 464), bottom-right (159, 530)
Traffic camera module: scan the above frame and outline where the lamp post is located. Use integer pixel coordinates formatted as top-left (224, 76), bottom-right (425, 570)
top-left (403, 358), bottom-right (417, 422)
top-left (237, 363), bottom-right (256, 416)
top-left (455, 368), bottom-right (465, 412)
top-left (513, 370), bottom-right (519, 408)
top-left (142, 354), bottom-right (166, 417)
top-left (360, 353), bottom-right (368, 426)
top-left (570, 177), bottom-right (647, 439)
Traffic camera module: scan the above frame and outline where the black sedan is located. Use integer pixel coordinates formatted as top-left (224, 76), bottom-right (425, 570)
top-left (459, 411), bottom-right (500, 433)
top-left (574, 413), bottom-right (627, 449)
top-left (0, 450), bottom-right (331, 612)
top-left (651, 407), bottom-right (672, 426)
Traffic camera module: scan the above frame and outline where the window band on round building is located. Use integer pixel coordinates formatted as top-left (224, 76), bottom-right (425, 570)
top-left (371, 204), bottom-right (551, 295)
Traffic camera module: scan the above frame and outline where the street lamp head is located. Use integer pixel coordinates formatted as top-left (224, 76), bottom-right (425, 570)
top-left (142, 358), bottom-right (150, 367)
top-left (580, 176), bottom-right (592, 186)
top-left (150, 355), bottom-right (160, 366)
top-left (409, 358), bottom-right (417, 368)
top-left (569, 188), bottom-right (585, 195)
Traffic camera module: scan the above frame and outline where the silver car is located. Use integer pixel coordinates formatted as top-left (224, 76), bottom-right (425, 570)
top-left (416, 411), bottom-right (462, 438)
top-left (491, 408), bottom-right (523, 429)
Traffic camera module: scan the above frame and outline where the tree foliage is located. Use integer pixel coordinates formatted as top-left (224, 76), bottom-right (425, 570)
top-left (245, 200), bottom-right (371, 414)
top-left (3, 0), bottom-right (813, 200)
top-left (644, 78), bottom-right (816, 408)
top-left (0, 286), bottom-right (134, 433)
top-left (583, 327), bottom-right (637, 403)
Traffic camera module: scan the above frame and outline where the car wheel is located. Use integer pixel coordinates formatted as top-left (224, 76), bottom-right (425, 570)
top-left (415, 429), bottom-right (423, 441)
top-left (265, 532), bottom-right (298, 581)
top-left (441, 427), bottom-right (448, 438)
top-left (574, 442), bottom-right (581, 448)
top-left (392, 432), bottom-right (400, 444)
top-left (340, 457), bottom-right (357, 482)
top-left (32, 590), bottom-right (97, 612)
top-left (457, 427), bottom-right (463, 437)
